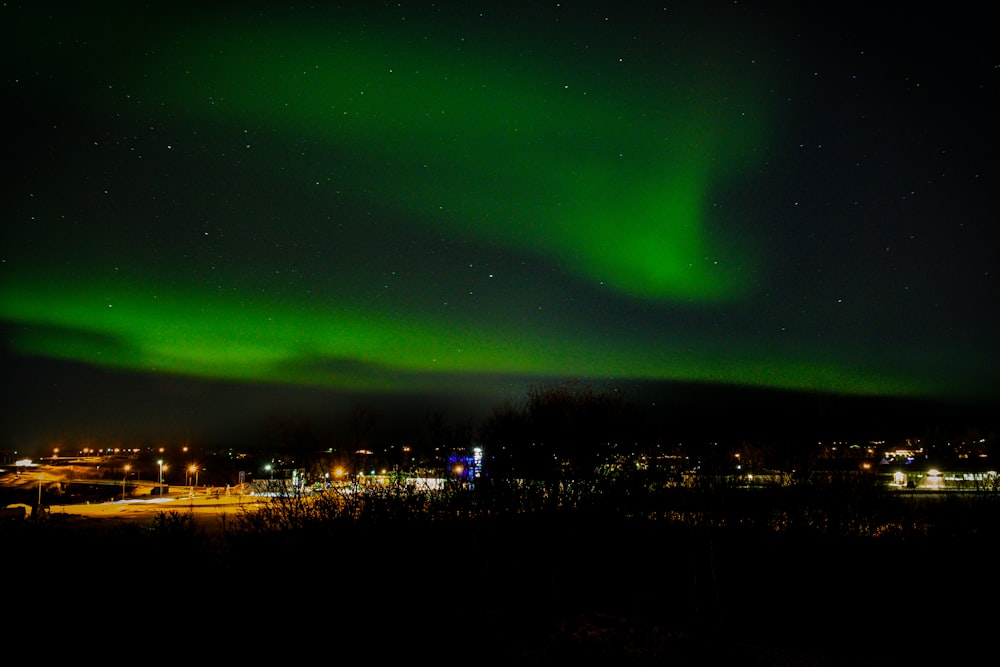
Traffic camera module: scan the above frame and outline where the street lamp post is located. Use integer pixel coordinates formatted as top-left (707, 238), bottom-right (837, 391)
top-left (157, 460), bottom-right (164, 495)
top-left (264, 464), bottom-right (274, 495)
top-left (122, 464), bottom-right (131, 501)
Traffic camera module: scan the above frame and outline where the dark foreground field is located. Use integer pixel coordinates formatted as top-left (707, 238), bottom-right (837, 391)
top-left (2, 483), bottom-right (996, 665)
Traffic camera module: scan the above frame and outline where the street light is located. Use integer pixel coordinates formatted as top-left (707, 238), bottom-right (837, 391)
top-left (157, 459), bottom-right (166, 495)
top-left (263, 463), bottom-right (274, 495)
top-left (188, 465), bottom-right (198, 497)
top-left (122, 464), bottom-right (131, 501)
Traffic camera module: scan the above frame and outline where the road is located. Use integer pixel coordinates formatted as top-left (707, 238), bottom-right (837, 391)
top-left (43, 490), bottom-right (266, 529)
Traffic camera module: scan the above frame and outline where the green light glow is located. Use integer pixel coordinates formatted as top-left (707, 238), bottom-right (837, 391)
top-left (1, 273), bottom-right (925, 397)
top-left (0, 9), bottom-right (946, 401)
top-left (128, 17), bottom-right (767, 301)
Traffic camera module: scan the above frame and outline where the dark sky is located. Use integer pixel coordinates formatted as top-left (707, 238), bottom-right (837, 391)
top-left (2, 2), bottom-right (997, 454)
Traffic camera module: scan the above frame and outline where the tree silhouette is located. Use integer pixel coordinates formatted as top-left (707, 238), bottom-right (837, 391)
top-left (478, 382), bottom-right (641, 480)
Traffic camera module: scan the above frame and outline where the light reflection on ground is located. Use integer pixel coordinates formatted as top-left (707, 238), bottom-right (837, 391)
top-left (42, 492), bottom-right (264, 530)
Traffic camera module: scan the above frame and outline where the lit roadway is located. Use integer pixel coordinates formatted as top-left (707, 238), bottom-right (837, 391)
top-left (46, 489), bottom-right (265, 530)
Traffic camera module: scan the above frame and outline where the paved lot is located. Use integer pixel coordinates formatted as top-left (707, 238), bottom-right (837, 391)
top-left (45, 492), bottom-right (265, 529)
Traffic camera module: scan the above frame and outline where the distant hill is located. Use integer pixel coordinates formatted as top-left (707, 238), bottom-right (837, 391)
top-left (633, 380), bottom-right (998, 444)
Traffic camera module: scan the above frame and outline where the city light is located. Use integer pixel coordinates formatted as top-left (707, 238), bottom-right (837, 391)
top-left (157, 459), bottom-right (166, 495)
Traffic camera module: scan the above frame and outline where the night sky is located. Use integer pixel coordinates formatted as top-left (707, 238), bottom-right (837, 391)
top-left (2, 2), bottom-right (996, 453)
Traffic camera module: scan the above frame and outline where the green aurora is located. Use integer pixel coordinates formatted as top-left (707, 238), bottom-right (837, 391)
top-left (3, 4), bottom-right (994, 412)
